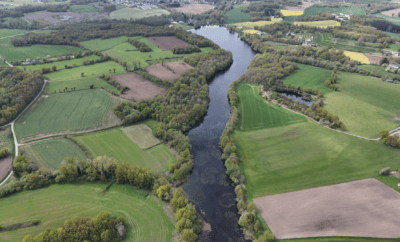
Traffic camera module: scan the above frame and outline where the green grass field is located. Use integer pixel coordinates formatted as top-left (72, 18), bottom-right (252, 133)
top-left (282, 64), bottom-right (333, 94)
top-left (109, 7), bottom-right (169, 19)
top-left (20, 138), bottom-right (86, 169)
top-left (73, 127), bottom-right (175, 173)
top-left (120, 124), bottom-right (160, 150)
top-left (79, 36), bottom-right (130, 51)
top-left (226, 4), bottom-right (251, 24)
top-left (0, 183), bottom-right (174, 242)
top-left (68, 5), bottom-right (103, 12)
top-left (103, 38), bottom-right (213, 68)
top-left (20, 55), bottom-right (101, 72)
top-left (236, 83), bottom-right (307, 131)
top-left (303, 6), bottom-right (365, 16)
top-left (45, 76), bottom-right (119, 94)
top-left (43, 61), bottom-right (127, 80)
top-left (0, 38), bottom-right (83, 62)
top-left (313, 32), bottom-right (380, 53)
top-left (374, 13), bottom-right (400, 25)
top-left (0, 29), bottom-right (27, 38)
top-left (235, 120), bottom-right (400, 199)
top-left (15, 89), bottom-right (122, 141)
top-left (359, 64), bottom-right (398, 80)
top-left (0, 127), bottom-right (13, 154)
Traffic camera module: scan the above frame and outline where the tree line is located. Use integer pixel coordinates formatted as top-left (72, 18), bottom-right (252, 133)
top-left (0, 67), bottom-right (44, 126)
top-left (172, 45), bottom-right (201, 54)
top-left (127, 38), bottom-right (152, 52)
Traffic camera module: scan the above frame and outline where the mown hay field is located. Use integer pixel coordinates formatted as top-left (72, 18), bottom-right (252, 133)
top-left (45, 76), bottom-right (120, 94)
top-left (109, 7), bottom-right (169, 20)
top-left (0, 183), bottom-right (174, 242)
top-left (44, 61), bottom-right (127, 80)
top-left (79, 36), bottom-right (130, 51)
top-left (343, 51), bottom-right (370, 64)
top-left (235, 120), bottom-right (400, 199)
top-left (294, 20), bottom-right (340, 28)
top-left (15, 89), bottom-right (122, 141)
top-left (19, 55), bottom-right (101, 72)
top-left (0, 38), bottom-right (83, 62)
top-left (73, 127), bottom-right (175, 173)
top-left (282, 64), bottom-right (333, 94)
top-left (303, 6), bottom-right (365, 16)
top-left (233, 19), bottom-right (282, 29)
top-left (20, 138), bottom-right (86, 168)
top-left (281, 10), bottom-right (303, 16)
top-left (236, 83), bottom-right (307, 131)
top-left (226, 4), bottom-right (251, 24)
top-left (120, 124), bottom-right (160, 150)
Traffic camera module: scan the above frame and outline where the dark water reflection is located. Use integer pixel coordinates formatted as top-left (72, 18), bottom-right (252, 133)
top-left (183, 26), bottom-right (256, 241)
top-left (280, 92), bottom-right (312, 105)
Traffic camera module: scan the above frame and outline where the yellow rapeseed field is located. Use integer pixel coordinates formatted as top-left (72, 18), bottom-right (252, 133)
top-left (343, 51), bottom-right (370, 64)
top-left (243, 29), bottom-right (260, 34)
top-left (294, 20), bottom-right (341, 28)
top-left (233, 19), bottom-right (282, 28)
top-left (281, 10), bottom-right (304, 16)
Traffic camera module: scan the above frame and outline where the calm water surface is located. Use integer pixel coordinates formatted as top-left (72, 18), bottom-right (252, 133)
top-left (183, 26), bottom-right (256, 241)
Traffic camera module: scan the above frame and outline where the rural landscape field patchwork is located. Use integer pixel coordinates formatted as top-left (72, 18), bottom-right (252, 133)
top-left (2, 1), bottom-right (400, 242)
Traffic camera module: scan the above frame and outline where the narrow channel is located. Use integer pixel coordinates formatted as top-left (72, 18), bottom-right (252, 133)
top-left (183, 26), bottom-right (257, 241)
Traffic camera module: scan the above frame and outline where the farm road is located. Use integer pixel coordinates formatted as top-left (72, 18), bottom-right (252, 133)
top-left (0, 80), bottom-right (48, 187)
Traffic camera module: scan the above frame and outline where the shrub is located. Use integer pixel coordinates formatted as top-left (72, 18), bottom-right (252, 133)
top-left (31, 219), bottom-right (40, 225)
top-left (177, 229), bottom-right (197, 242)
top-left (379, 167), bottom-right (391, 176)
top-left (0, 148), bottom-right (8, 159)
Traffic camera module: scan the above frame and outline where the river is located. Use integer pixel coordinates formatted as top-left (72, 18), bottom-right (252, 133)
top-left (183, 26), bottom-right (257, 241)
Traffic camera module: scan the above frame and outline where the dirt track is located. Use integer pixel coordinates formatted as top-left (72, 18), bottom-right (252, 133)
top-left (254, 178), bottom-right (400, 239)
top-left (147, 37), bottom-right (191, 51)
top-left (174, 4), bottom-right (214, 14)
top-left (0, 157), bottom-right (12, 182)
top-left (145, 62), bottom-right (193, 82)
top-left (110, 73), bottom-right (166, 101)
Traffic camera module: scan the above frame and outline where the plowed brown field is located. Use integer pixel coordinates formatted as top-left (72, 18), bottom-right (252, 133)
top-left (145, 62), bottom-right (193, 82)
top-left (147, 36), bottom-right (191, 51)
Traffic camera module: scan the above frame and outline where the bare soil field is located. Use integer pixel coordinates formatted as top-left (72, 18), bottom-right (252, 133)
top-left (286, 1), bottom-right (314, 11)
top-left (174, 4), bottom-right (214, 14)
top-left (382, 8), bottom-right (400, 17)
top-left (254, 178), bottom-right (400, 239)
top-left (110, 73), bottom-right (166, 101)
top-left (147, 36), bottom-right (191, 51)
top-left (24, 12), bottom-right (109, 24)
top-left (0, 157), bottom-right (12, 182)
top-left (145, 62), bottom-right (193, 82)
top-left (366, 54), bottom-right (383, 65)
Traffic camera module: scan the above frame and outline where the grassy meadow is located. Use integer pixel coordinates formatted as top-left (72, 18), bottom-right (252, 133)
top-left (109, 8), bottom-right (169, 19)
top-left (73, 127), bottom-right (175, 173)
top-left (68, 5), bottom-right (102, 12)
top-left (282, 64), bottom-right (333, 94)
top-left (45, 76), bottom-right (119, 94)
top-left (0, 38), bottom-right (83, 62)
top-left (0, 29), bottom-right (27, 38)
top-left (20, 55), bottom-right (101, 72)
top-left (226, 4), bottom-right (251, 24)
top-left (235, 120), bottom-right (400, 199)
top-left (236, 83), bottom-right (307, 131)
top-left (0, 183), bottom-right (174, 242)
top-left (313, 32), bottom-right (380, 52)
top-left (15, 89), bottom-right (122, 141)
top-left (20, 138), bottom-right (86, 169)
top-left (359, 64), bottom-right (398, 80)
top-left (303, 6), bottom-right (365, 16)
top-left (373, 13), bottom-right (400, 25)
top-left (0, 127), bottom-right (13, 154)
top-left (43, 61), bottom-right (127, 80)
top-left (294, 20), bottom-right (340, 28)
top-left (79, 36), bottom-right (130, 51)
top-left (120, 124), bottom-right (160, 150)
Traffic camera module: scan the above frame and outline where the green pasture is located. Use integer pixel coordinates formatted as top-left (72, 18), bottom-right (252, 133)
top-left (384, 31), bottom-right (400, 39)
top-left (109, 7), bottom-right (170, 19)
top-left (103, 38), bottom-right (213, 68)
top-left (0, 38), bottom-right (83, 62)
top-left (359, 64), bottom-right (398, 80)
top-left (79, 36), bottom-right (130, 51)
top-left (236, 83), bottom-right (307, 131)
top-left (20, 55), bottom-right (101, 72)
top-left (374, 13), bottom-right (400, 25)
top-left (226, 4), bottom-right (251, 24)
top-left (0, 29), bottom-right (27, 38)
top-left (282, 64), bottom-right (333, 94)
top-left (303, 6), bottom-right (365, 16)
top-left (69, 5), bottom-right (103, 13)
top-left (313, 32), bottom-right (380, 53)
top-left (235, 120), bottom-right (400, 199)
top-left (120, 124), bottom-right (160, 150)
top-left (45, 76), bottom-right (119, 94)
top-left (0, 183), bottom-right (174, 242)
top-left (20, 138), bottom-right (86, 169)
top-left (324, 72), bottom-right (400, 138)
top-left (0, 127), bottom-right (13, 154)
top-left (282, 16), bottom-right (295, 23)
top-left (73, 127), bottom-right (175, 173)
top-left (15, 89), bottom-right (122, 141)
top-left (43, 61), bottom-right (127, 80)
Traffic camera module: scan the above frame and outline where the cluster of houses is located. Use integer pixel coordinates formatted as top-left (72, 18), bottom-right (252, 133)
top-left (302, 36), bottom-right (318, 47)
top-left (22, 55), bottom-right (76, 66)
top-left (332, 13), bottom-right (350, 21)
top-left (107, 0), bottom-right (159, 9)
top-left (60, 14), bottom-right (76, 20)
